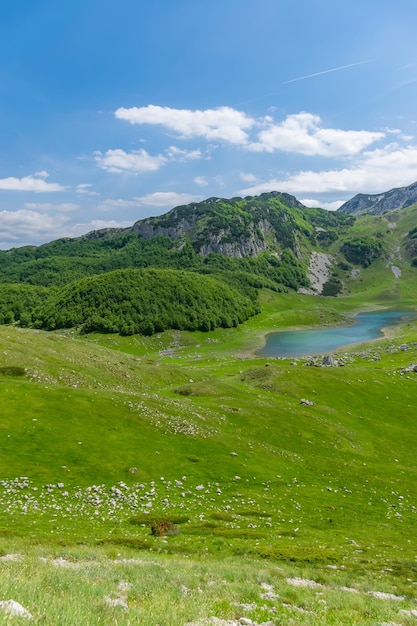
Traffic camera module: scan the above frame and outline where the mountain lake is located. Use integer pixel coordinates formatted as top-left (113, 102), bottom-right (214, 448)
top-left (259, 310), bottom-right (415, 358)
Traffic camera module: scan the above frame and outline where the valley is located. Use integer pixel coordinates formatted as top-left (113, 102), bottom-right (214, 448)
top-left (0, 189), bottom-right (417, 623)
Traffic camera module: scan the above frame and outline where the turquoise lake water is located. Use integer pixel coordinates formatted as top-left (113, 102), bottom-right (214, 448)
top-left (259, 310), bottom-right (414, 358)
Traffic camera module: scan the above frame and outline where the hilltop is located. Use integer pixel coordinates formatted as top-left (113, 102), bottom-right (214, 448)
top-left (338, 180), bottom-right (417, 215)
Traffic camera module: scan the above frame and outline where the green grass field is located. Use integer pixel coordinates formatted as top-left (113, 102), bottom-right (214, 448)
top-left (1, 280), bottom-right (417, 624)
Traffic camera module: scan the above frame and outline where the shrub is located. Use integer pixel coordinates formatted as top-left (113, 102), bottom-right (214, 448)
top-left (341, 237), bottom-right (382, 267)
top-left (150, 520), bottom-right (179, 537)
top-left (321, 279), bottom-right (343, 296)
top-left (0, 366), bottom-right (26, 377)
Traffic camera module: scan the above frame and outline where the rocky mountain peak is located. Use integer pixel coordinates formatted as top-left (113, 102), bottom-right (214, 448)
top-left (338, 181), bottom-right (417, 215)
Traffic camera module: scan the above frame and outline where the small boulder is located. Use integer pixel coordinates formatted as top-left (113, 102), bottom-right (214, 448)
top-left (0, 600), bottom-right (33, 620)
top-left (322, 355), bottom-right (338, 367)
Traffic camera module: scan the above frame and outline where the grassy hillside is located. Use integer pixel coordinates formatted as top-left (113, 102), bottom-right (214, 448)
top-left (1, 196), bottom-right (417, 623)
top-left (1, 291), bottom-right (417, 623)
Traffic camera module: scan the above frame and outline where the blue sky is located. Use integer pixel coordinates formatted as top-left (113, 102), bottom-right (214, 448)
top-left (1, 0), bottom-right (417, 248)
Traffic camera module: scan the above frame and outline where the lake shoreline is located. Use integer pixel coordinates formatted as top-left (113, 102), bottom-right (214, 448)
top-left (256, 308), bottom-right (415, 359)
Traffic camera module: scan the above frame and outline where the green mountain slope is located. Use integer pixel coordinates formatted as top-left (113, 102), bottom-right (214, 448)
top-left (0, 191), bottom-right (416, 336)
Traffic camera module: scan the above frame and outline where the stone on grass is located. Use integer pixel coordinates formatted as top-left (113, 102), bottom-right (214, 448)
top-left (104, 596), bottom-right (128, 608)
top-left (286, 577), bottom-right (324, 588)
top-left (0, 600), bottom-right (33, 619)
top-left (367, 591), bottom-right (404, 601)
top-left (400, 609), bottom-right (417, 618)
top-left (322, 355), bottom-right (338, 367)
top-left (300, 399), bottom-right (315, 406)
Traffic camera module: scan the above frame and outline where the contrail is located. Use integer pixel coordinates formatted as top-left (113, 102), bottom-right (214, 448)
top-left (282, 60), bottom-right (373, 84)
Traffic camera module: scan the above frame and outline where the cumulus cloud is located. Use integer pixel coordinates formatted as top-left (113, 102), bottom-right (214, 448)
top-left (131, 191), bottom-right (201, 207)
top-left (0, 208), bottom-right (133, 249)
top-left (0, 172), bottom-right (66, 192)
top-left (115, 105), bottom-right (254, 144)
top-left (249, 112), bottom-right (384, 156)
top-left (76, 183), bottom-right (99, 196)
top-left (239, 172), bottom-right (258, 183)
top-left (239, 144), bottom-right (417, 197)
top-left (165, 146), bottom-right (203, 161)
top-left (95, 148), bottom-right (166, 174)
top-left (95, 143), bottom-right (205, 175)
top-left (194, 176), bottom-right (208, 186)
top-left (98, 192), bottom-right (201, 212)
top-left (300, 198), bottom-right (344, 211)
top-left (25, 202), bottom-right (80, 212)
top-left (0, 209), bottom-right (72, 246)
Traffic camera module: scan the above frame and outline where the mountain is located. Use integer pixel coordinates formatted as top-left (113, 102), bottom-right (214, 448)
top-left (0, 191), bottom-right (355, 291)
top-left (1, 188), bottom-right (417, 335)
top-left (128, 192), bottom-right (308, 258)
top-left (338, 180), bottom-right (417, 215)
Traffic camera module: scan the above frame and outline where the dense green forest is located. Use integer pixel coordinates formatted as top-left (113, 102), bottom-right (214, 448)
top-left (29, 268), bottom-right (259, 335)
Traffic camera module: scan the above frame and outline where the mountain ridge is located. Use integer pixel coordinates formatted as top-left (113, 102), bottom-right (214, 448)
top-left (338, 180), bottom-right (417, 215)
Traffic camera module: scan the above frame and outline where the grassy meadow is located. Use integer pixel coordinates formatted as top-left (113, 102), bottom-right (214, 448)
top-left (1, 259), bottom-right (417, 623)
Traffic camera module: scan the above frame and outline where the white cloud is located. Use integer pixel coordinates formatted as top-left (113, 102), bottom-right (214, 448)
top-left (0, 209), bottom-right (72, 245)
top-left (133, 191), bottom-right (201, 207)
top-left (98, 192), bottom-right (201, 212)
top-left (249, 112), bottom-right (384, 156)
top-left (166, 146), bottom-right (203, 161)
top-left (194, 176), bottom-right (208, 186)
top-left (300, 198), bottom-right (344, 211)
top-left (76, 183), bottom-right (99, 196)
top-left (239, 172), bottom-right (258, 183)
top-left (239, 144), bottom-right (417, 197)
top-left (71, 219), bottom-right (133, 236)
top-left (0, 209), bottom-right (133, 249)
top-left (0, 172), bottom-right (66, 192)
top-left (25, 202), bottom-right (80, 212)
top-left (115, 104), bottom-right (254, 144)
top-left (95, 148), bottom-right (166, 174)
top-left (98, 198), bottom-right (143, 211)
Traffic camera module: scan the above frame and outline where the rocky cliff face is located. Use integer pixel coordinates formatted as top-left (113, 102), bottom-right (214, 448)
top-left (129, 193), bottom-right (306, 259)
top-left (338, 181), bottom-right (417, 215)
top-left (132, 216), bottom-right (196, 240)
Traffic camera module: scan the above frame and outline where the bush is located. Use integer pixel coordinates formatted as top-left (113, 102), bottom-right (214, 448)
top-left (150, 520), bottom-right (179, 537)
top-left (0, 366), bottom-right (26, 377)
top-left (341, 237), bottom-right (382, 267)
top-left (321, 279), bottom-right (343, 296)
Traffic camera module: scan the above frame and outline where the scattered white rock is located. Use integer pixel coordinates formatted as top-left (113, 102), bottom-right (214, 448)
top-left (400, 609), bottom-right (417, 618)
top-left (184, 618), bottom-right (275, 626)
top-left (367, 591), bottom-right (405, 601)
top-left (104, 596), bottom-right (128, 608)
top-left (298, 252), bottom-right (333, 295)
top-left (260, 591), bottom-right (279, 600)
top-left (300, 399), bottom-right (315, 406)
top-left (282, 603), bottom-right (312, 613)
top-left (0, 553), bottom-right (23, 561)
top-left (0, 600), bottom-right (33, 619)
top-left (286, 577), bottom-right (324, 589)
